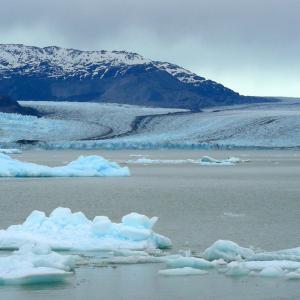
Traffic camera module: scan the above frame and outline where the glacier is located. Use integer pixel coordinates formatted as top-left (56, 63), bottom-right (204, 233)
top-left (0, 153), bottom-right (129, 177)
top-left (0, 244), bottom-right (76, 285)
top-left (0, 207), bottom-right (172, 251)
top-left (1, 100), bottom-right (299, 149)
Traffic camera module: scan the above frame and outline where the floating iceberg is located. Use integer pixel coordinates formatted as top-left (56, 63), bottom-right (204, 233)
top-left (198, 156), bottom-right (236, 166)
top-left (0, 148), bottom-right (22, 154)
top-left (158, 267), bottom-right (208, 276)
top-left (0, 153), bottom-right (130, 177)
top-left (0, 244), bottom-right (76, 285)
top-left (126, 158), bottom-right (194, 164)
top-left (166, 256), bottom-right (214, 269)
top-left (203, 240), bottom-right (255, 262)
top-left (157, 240), bottom-right (300, 279)
top-left (200, 240), bottom-right (300, 279)
top-left (0, 208), bottom-right (172, 251)
top-left (126, 156), bottom-right (247, 165)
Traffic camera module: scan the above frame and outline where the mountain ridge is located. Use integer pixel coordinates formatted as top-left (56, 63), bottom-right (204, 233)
top-left (0, 44), bottom-right (273, 110)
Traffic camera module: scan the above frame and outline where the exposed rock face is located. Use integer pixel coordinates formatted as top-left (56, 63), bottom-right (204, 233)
top-left (0, 95), bottom-right (39, 115)
top-left (0, 44), bottom-right (273, 110)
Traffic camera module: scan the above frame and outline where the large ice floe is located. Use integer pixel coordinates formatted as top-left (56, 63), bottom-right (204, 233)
top-left (0, 208), bottom-right (172, 251)
top-left (0, 244), bottom-right (76, 285)
top-left (159, 240), bottom-right (300, 280)
top-left (0, 153), bottom-right (129, 177)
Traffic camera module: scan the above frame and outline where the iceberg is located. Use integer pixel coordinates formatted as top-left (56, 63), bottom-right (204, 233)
top-left (158, 267), bottom-right (208, 276)
top-left (0, 208), bottom-right (172, 251)
top-left (203, 240), bottom-right (255, 262)
top-left (126, 158), bottom-right (194, 164)
top-left (200, 240), bottom-right (300, 279)
top-left (126, 156), bottom-right (247, 165)
top-left (0, 153), bottom-right (130, 177)
top-left (0, 244), bottom-right (76, 285)
top-left (166, 256), bottom-right (214, 269)
top-left (198, 156), bottom-right (236, 166)
top-left (0, 148), bottom-right (22, 154)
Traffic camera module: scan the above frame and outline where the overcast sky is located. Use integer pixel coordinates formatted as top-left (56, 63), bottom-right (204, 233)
top-left (1, 0), bottom-right (299, 97)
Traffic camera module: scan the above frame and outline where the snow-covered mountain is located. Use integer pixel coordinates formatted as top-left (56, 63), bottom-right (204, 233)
top-left (0, 44), bottom-right (270, 110)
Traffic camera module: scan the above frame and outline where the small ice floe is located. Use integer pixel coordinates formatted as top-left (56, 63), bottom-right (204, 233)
top-left (158, 267), bottom-right (208, 276)
top-left (166, 256), bottom-right (215, 269)
top-left (99, 250), bottom-right (165, 265)
top-left (223, 212), bottom-right (245, 218)
top-left (0, 153), bottom-right (129, 177)
top-left (129, 154), bottom-right (150, 157)
top-left (0, 244), bottom-right (76, 285)
top-left (198, 156), bottom-right (239, 166)
top-left (0, 208), bottom-right (172, 251)
top-left (286, 270), bottom-right (300, 280)
top-left (126, 158), bottom-right (192, 164)
top-left (0, 148), bottom-right (22, 154)
top-left (202, 240), bottom-right (255, 262)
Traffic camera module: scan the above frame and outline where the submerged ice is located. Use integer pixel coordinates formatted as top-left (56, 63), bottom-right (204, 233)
top-left (0, 208), bottom-right (172, 251)
top-left (0, 153), bottom-right (129, 177)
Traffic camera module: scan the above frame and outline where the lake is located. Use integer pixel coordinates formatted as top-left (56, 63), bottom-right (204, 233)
top-left (0, 149), bottom-right (299, 299)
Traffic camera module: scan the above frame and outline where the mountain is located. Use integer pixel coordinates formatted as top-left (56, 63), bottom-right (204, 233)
top-left (0, 95), bottom-right (39, 116)
top-left (0, 44), bottom-right (272, 111)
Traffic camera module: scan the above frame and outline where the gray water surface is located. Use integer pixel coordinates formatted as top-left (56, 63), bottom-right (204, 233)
top-left (0, 149), bottom-right (299, 299)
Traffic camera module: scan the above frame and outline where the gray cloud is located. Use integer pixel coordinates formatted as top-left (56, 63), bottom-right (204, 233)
top-left (1, 0), bottom-right (299, 96)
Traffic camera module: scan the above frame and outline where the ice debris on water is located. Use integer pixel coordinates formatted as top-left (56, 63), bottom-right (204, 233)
top-left (159, 239), bottom-right (300, 280)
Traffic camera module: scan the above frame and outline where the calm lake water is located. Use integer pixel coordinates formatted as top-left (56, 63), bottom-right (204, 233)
top-left (0, 149), bottom-right (299, 299)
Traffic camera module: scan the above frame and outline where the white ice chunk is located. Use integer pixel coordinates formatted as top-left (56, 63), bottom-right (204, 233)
top-left (248, 247), bottom-right (300, 261)
top-left (286, 270), bottom-right (300, 280)
top-left (0, 148), bottom-right (22, 154)
top-left (0, 153), bottom-right (130, 177)
top-left (0, 208), bottom-right (172, 251)
top-left (203, 240), bottom-right (255, 262)
top-left (122, 213), bottom-right (158, 229)
top-left (158, 267), bottom-right (208, 276)
top-left (224, 262), bottom-right (250, 276)
top-left (166, 257), bottom-right (214, 269)
top-left (242, 260), bottom-right (300, 270)
top-left (258, 266), bottom-right (284, 277)
top-left (0, 244), bottom-right (76, 285)
top-left (198, 156), bottom-right (235, 166)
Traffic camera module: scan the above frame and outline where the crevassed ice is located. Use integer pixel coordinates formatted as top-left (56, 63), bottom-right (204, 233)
top-left (0, 207), bottom-right (172, 251)
top-left (0, 153), bottom-right (130, 177)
